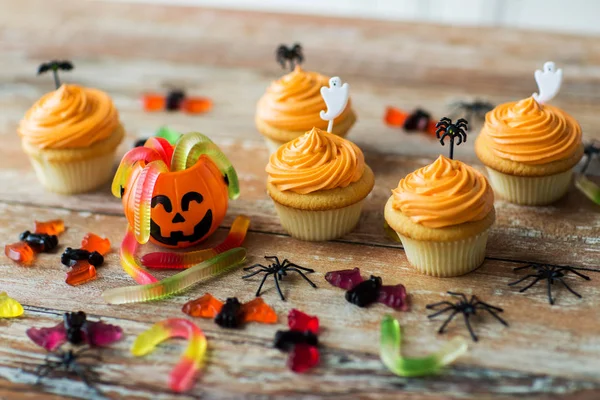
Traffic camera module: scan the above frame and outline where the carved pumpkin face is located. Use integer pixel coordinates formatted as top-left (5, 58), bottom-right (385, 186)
top-left (123, 155), bottom-right (229, 249)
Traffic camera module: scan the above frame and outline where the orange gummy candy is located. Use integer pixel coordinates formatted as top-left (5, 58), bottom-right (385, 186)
top-left (5, 242), bottom-right (34, 264)
top-left (143, 94), bottom-right (166, 112)
top-left (384, 107), bottom-right (409, 127)
top-left (81, 233), bottom-right (111, 255)
top-left (34, 219), bottom-right (65, 236)
top-left (66, 263), bottom-right (97, 286)
top-left (181, 98), bottom-right (212, 114)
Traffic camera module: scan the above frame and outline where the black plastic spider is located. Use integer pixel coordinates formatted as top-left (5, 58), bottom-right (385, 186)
top-left (581, 141), bottom-right (600, 174)
top-left (276, 43), bottom-right (304, 71)
top-left (34, 348), bottom-right (100, 390)
top-left (242, 256), bottom-right (317, 301)
top-left (449, 99), bottom-right (494, 123)
top-left (435, 117), bottom-right (468, 160)
top-left (426, 292), bottom-right (508, 342)
top-left (508, 263), bottom-right (591, 305)
top-left (19, 231), bottom-right (58, 253)
top-left (37, 60), bottom-right (74, 89)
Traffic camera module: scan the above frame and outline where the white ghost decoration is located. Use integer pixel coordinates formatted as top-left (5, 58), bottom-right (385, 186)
top-left (320, 77), bottom-right (349, 133)
top-left (532, 61), bottom-right (563, 104)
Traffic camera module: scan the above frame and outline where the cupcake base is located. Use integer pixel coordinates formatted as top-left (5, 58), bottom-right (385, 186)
top-left (272, 200), bottom-right (364, 241)
top-left (397, 230), bottom-right (489, 277)
top-left (485, 167), bottom-right (573, 205)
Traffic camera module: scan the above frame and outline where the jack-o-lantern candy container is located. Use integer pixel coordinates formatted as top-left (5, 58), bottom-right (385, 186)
top-left (112, 133), bottom-right (241, 249)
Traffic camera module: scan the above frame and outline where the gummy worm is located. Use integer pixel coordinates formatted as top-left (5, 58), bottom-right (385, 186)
top-left (119, 225), bottom-right (157, 284)
top-left (380, 315), bottom-right (467, 377)
top-left (133, 160), bottom-right (168, 244)
top-left (171, 132), bottom-right (240, 199)
top-left (131, 318), bottom-right (206, 393)
top-left (144, 137), bottom-right (174, 169)
top-left (575, 174), bottom-right (600, 205)
top-left (111, 147), bottom-right (163, 198)
top-left (141, 215), bottom-right (250, 269)
top-left (156, 126), bottom-right (183, 145)
top-left (102, 247), bottom-right (247, 304)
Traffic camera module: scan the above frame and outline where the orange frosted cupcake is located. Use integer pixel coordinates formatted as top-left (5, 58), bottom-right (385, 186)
top-left (266, 127), bottom-right (374, 241)
top-left (19, 84), bottom-right (125, 194)
top-left (256, 66), bottom-right (356, 153)
top-left (385, 155), bottom-right (495, 277)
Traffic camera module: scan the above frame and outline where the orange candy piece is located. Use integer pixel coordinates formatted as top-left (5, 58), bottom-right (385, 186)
top-left (241, 298), bottom-right (277, 324)
top-left (66, 233), bottom-right (111, 286)
top-left (385, 107), bottom-right (409, 127)
top-left (34, 219), bottom-right (65, 235)
top-left (142, 94), bottom-right (166, 112)
top-left (182, 294), bottom-right (223, 318)
top-left (181, 98), bottom-right (212, 114)
top-left (5, 242), bottom-right (34, 264)
top-left (81, 233), bottom-right (111, 255)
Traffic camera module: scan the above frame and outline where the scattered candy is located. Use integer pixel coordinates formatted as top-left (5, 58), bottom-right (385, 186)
top-left (183, 294), bottom-right (277, 328)
top-left (34, 219), bottom-right (65, 236)
top-left (384, 106), bottom-right (437, 137)
top-left (274, 309), bottom-right (319, 373)
top-left (63, 233), bottom-right (111, 286)
top-left (324, 268), bottom-right (408, 310)
top-left (27, 311), bottom-right (123, 352)
top-left (0, 292), bottom-right (24, 318)
top-left (243, 256), bottom-right (317, 301)
top-left (19, 231), bottom-right (58, 253)
top-left (132, 318), bottom-right (207, 393)
top-left (380, 315), bottom-right (467, 377)
top-left (426, 292), bottom-right (508, 342)
top-left (5, 242), bottom-right (34, 264)
top-left (102, 245), bottom-right (247, 304)
top-left (142, 90), bottom-right (212, 114)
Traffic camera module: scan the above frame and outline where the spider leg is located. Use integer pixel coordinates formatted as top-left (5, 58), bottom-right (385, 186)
top-left (254, 273), bottom-right (271, 297)
top-left (242, 269), bottom-right (268, 279)
top-left (437, 310), bottom-right (459, 334)
top-left (547, 276), bottom-right (555, 305)
top-left (72, 363), bottom-right (97, 390)
top-left (561, 268), bottom-right (591, 281)
top-left (264, 256), bottom-right (281, 266)
top-left (478, 305), bottom-right (509, 326)
top-left (507, 274), bottom-right (539, 286)
top-left (273, 273), bottom-right (286, 301)
top-left (463, 313), bottom-right (478, 342)
top-left (283, 263), bottom-right (315, 273)
top-left (243, 264), bottom-right (268, 272)
top-left (513, 263), bottom-right (539, 272)
top-left (448, 292), bottom-right (468, 303)
top-left (427, 306), bottom-right (455, 319)
top-left (474, 301), bottom-right (504, 312)
top-left (557, 278), bottom-right (583, 299)
top-left (517, 277), bottom-right (542, 292)
top-left (426, 301), bottom-right (455, 310)
top-left (285, 268), bottom-right (317, 288)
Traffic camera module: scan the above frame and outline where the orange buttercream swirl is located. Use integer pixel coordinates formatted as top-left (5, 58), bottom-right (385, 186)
top-left (392, 155), bottom-right (494, 228)
top-left (480, 96), bottom-right (581, 165)
top-left (266, 127), bottom-right (365, 194)
top-left (19, 84), bottom-right (119, 149)
top-left (256, 66), bottom-right (352, 131)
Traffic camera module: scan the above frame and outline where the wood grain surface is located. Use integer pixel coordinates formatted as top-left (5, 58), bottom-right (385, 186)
top-left (0, 1), bottom-right (599, 399)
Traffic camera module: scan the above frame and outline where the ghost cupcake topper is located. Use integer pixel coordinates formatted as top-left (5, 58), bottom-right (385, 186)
top-left (532, 61), bottom-right (562, 104)
top-left (320, 77), bottom-right (350, 133)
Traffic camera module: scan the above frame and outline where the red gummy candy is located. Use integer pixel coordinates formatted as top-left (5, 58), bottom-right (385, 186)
top-left (288, 309), bottom-right (319, 333)
top-left (81, 233), bottom-right (111, 255)
top-left (5, 242), bottom-right (34, 264)
top-left (289, 344), bottom-right (320, 373)
top-left (181, 98), bottom-right (212, 114)
top-left (66, 263), bottom-right (97, 286)
top-left (34, 219), bottom-right (65, 235)
top-left (142, 94), bottom-right (166, 112)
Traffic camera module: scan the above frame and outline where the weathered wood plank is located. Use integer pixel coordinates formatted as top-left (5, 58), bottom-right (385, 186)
top-left (0, 203), bottom-right (599, 400)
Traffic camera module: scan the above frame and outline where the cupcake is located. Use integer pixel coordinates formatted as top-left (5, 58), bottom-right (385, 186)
top-left (256, 66), bottom-right (356, 153)
top-left (266, 127), bottom-right (374, 241)
top-left (475, 62), bottom-right (584, 205)
top-left (384, 155), bottom-right (496, 277)
top-left (19, 84), bottom-right (125, 194)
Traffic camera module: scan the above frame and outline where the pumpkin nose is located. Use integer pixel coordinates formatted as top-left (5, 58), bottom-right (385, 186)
top-left (172, 213), bottom-right (186, 223)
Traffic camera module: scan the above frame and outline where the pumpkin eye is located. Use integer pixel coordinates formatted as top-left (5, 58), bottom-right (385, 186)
top-left (151, 195), bottom-right (173, 212)
top-left (181, 192), bottom-right (204, 212)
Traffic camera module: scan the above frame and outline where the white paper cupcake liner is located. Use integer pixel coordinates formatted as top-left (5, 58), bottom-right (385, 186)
top-left (272, 200), bottom-right (364, 241)
top-left (397, 230), bottom-right (490, 277)
top-left (28, 152), bottom-right (116, 194)
top-left (485, 167), bottom-right (573, 205)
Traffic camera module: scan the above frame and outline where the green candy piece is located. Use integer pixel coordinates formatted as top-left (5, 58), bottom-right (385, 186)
top-left (380, 315), bottom-right (467, 377)
top-left (575, 175), bottom-right (600, 205)
top-left (156, 126), bottom-right (183, 145)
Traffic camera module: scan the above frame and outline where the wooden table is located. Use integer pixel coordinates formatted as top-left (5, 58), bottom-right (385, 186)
top-left (1, 1), bottom-right (599, 399)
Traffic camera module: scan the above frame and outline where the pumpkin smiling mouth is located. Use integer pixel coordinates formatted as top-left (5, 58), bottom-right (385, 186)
top-left (150, 209), bottom-right (213, 246)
